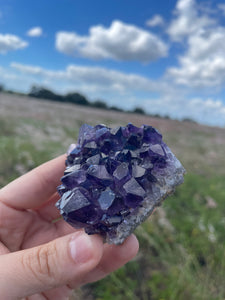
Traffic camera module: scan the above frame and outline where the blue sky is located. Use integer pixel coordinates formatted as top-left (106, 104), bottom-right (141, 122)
top-left (1, 0), bottom-right (225, 126)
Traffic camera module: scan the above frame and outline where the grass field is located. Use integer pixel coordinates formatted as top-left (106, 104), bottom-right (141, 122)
top-left (0, 93), bottom-right (225, 299)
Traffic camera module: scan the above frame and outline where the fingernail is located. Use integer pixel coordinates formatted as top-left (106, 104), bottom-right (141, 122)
top-left (69, 234), bottom-right (93, 264)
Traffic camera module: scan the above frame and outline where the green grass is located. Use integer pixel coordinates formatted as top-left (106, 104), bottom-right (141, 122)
top-left (0, 117), bottom-right (66, 186)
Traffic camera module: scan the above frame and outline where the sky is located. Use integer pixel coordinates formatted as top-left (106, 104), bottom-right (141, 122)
top-left (1, 0), bottom-right (225, 127)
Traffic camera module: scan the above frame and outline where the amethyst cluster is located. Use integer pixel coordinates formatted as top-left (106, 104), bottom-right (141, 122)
top-left (56, 123), bottom-right (185, 244)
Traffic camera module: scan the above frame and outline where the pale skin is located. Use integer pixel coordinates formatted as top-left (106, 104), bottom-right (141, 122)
top-left (0, 155), bottom-right (139, 300)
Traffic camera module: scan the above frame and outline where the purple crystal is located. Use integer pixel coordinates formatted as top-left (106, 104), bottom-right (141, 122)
top-left (97, 188), bottom-right (115, 210)
top-left (56, 123), bottom-right (185, 244)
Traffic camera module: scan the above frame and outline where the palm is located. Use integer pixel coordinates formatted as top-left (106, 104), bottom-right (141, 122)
top-left (0, 196), bottom-right (73, 250)
top-left (0, 188), bottom-right (79, 299)
top-left (0, 156), bottom-right (138, 300)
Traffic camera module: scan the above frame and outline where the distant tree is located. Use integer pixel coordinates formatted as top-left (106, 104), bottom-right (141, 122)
top-left (183, 117), bottom-right (197, 123)
top-left (91, 100), bottom-right (108, 109)
top-left (29, 85), bottom-right (63, 102)
top-left (164, 115), bottom-right (171, 120)
top-left (110, 106), bottom-right (124, 112)
top-left (133, 107), bottom-right (145, 115)
top-left (152, 113), bottom-right (161, 118)
top-left (0, 83), bottom-right (4, 92)
top-left (64, 92), bottom-right (89, 106)
top-left (27, 86), bottom-right (120, 112)
top-left (29, 85), bottom-right (40, 97)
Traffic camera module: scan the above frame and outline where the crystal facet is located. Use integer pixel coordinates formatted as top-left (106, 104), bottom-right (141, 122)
top-left (56, 123), bottom-right (185, 244)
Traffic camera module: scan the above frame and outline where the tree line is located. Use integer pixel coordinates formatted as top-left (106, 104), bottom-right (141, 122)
top-left (1, 83), bottom-right (196, 121)
top-left (28, 85), bottom-right (146, 114)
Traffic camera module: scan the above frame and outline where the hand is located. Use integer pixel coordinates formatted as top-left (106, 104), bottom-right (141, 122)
top-left (0, 155), bottom-right (139, 300)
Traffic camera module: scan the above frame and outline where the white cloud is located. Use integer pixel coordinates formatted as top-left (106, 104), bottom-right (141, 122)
top-left (26, 27), bottom-right (43, 37)
top-left (56, 20), bottom-right (168, 63)
top-left (182, 98), bottom-right (225, 126)
top-left (167, 28), bottom-right (225, 87)
top-left (142, 95), bottom-right (225, 127)
top-left (168, 0), bottom-right (214, 41)
top-left (0, 34), bottom-right (28, 54)
top-left (146, 15), bottom-right (164, 27)
top-left (10, 62), bottom-right (59, 77)
top-left (166, 0), bottom-right (225, 89)
top-left (10, 62), bottom-right (160, 93)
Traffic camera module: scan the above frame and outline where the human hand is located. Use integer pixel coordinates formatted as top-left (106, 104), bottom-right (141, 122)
top-left (0, 155), bottom-right (139, 300)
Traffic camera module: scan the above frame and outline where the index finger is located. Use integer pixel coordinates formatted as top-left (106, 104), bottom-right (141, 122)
top-left (0, 155), bottom-right (66, 210)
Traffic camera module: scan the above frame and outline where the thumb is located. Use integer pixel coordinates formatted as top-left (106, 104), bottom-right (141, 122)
top-left (0, 231), bottom-right (103, 299)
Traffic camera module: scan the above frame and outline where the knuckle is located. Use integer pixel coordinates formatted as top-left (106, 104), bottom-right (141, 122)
top-left (21, 241), bottom-right (60, 285)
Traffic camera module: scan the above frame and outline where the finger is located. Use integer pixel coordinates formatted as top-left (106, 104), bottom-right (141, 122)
top-left (42, 285), bottom-right (73, 300)
top-left (81, 234), bottom-right (139, 285)
top-left (36, 192), bottom-right (61, 222)
top-left (36, 286), bottom-right (73, 300)
top-left (0, 242), bottom-right (10, 255)
top-left (54, 221), bottom-right (139, 281)
top-left (23, 287), bottom-right (72, 300)
top-left (0, 232), bottom-right (103, 299)
top-left (0, 155), bottom-right (66, 210)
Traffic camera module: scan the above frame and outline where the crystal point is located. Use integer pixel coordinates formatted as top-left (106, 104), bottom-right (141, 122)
top-left (98, 188), bottom-right (115, 210)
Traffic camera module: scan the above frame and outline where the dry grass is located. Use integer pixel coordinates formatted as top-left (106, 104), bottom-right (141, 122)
top-left (1, 92), bottom-right (225, 176)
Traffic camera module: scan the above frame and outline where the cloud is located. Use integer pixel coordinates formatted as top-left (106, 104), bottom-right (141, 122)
top-left (183, 97), bottom-right (225, 126)
top-left (10, 62), bottom-right (160, 93)
top-left (142, 95), bottom-right (225, 127)
top-left (0, 34), bottom-right (28, 54)
top-left (166, 0), bottom-right (225, 89)
top-left (146, 15), bottom-right (164, 27)
top-left (26, 26), bottom-right (43, 37)
top-left (168, 0), bottom-right (214, 41)
top-left (56, 20), bottom-right (168, 63)
top-left (167, 29), bottom-right (225, 88)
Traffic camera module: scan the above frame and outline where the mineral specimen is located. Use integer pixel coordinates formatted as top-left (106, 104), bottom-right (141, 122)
top-left (56, 123), bottom-right (185, 244)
